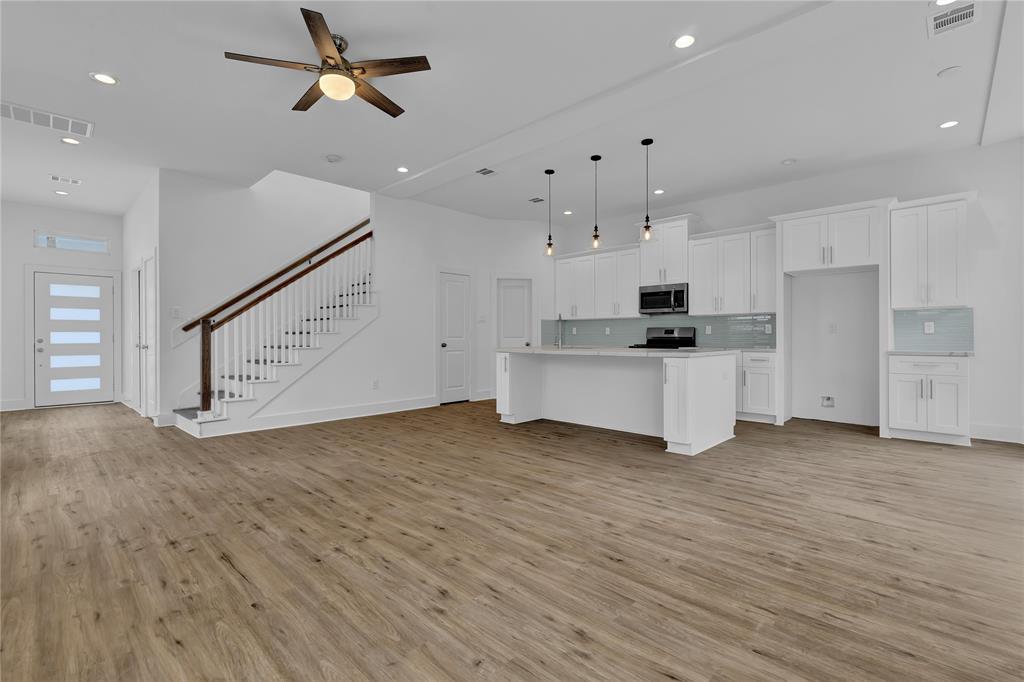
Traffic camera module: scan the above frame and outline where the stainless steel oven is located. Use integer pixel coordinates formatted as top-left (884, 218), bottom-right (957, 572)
top-left (639, 283), bottom-right (688, 315)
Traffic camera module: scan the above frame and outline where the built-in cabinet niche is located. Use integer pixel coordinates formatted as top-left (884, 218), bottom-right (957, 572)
top-left (890, 199), bottom-right (968, 309)
top-left (688, 227), bottom-right (776, 315)
top-left (555, 245), bottom-right (639, 320)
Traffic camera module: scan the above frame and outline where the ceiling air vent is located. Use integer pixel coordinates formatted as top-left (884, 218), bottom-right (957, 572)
top-left (929, 3), bottom-right (975, 37)
top-left (1, 101), bottom-right (95, 137)
top-left (475, 167), bottom-right (496, 176)
top-left (50, 175), bottom-right (83, 186)
top-left (528, 197), bottom-right (544, 203)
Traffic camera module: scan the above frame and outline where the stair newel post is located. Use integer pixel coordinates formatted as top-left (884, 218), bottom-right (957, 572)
top-left (200, 319), bottom-right (213, 412)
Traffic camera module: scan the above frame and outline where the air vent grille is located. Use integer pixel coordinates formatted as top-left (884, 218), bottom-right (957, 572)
top-left (475, 168), bottom-right (496, 176)
top-left (929, 3), bottom-right (975, 36)
top-left (1, 101), bottom-right (94, 137)
top-left (50, 175), bottom-right (83, 186)
top-left (528, 197), bottom-right (544, 203)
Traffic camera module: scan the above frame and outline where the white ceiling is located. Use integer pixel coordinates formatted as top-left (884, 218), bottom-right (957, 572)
top-left (1, 1), bottom-right (1020, 221)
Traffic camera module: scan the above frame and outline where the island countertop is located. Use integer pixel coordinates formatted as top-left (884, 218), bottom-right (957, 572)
top-left (497, 345), bottom-right (739, 359)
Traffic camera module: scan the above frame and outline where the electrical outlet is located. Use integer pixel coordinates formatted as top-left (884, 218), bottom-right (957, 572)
top-left (765, 323), bottom-right (772, 334)
top-left (924, 321), bottom-right (935, 334)
top-left (572, 327), bottom-right (577, 335)
top-left (605, 327), bottom-right (610, 335)
top-left (828, 322), bottom-right (839, 335)
top-left (372, 379), bottom-right (380, 390)
top-left (821, 395), bottom-right (835, 408)
top-left (705, 325), bottom-right (712, 335)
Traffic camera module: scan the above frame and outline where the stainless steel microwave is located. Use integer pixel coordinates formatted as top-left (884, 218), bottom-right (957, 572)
top-left (639, 283), bottom-right (688, 315)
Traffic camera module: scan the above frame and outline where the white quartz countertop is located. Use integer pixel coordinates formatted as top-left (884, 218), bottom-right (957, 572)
top-left (887, 350), bottom-right (974, 357)
top-left (497, 346), bottom-right (740, 359)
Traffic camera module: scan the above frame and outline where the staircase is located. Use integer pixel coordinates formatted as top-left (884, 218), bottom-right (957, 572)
top-left (174, 219), bottom-right (376, 437)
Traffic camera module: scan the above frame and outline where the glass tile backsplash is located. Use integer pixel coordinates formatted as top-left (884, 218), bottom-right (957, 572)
top-left (893, 308), bottom-right (974, 352)
top-left (541, 314), bottom-right (776, 349)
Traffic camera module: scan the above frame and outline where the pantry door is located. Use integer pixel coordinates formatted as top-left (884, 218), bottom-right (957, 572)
top-left (34, 272), bottom-right (115, 406)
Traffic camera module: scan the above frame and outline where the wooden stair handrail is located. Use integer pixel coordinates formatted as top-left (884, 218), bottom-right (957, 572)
top-left (182, 217), bottom-right (370, 332)
top-left (211, 231), bottom-right (373, 332)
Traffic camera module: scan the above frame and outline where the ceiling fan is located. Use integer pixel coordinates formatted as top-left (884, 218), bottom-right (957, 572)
top-left (225, 7), bottom-right (430, 118)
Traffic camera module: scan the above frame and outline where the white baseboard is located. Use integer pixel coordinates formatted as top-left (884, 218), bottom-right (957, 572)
top-left (190, 395), bottom-right (439, 438)
top-left (1, 399), bottom-right (29, 412)
top-left (971, 423), bottom-right (1024, 444)
top-left (152, 413), bottom-right (177, 427)
top-left (472, 389), bottom-right (495, 401)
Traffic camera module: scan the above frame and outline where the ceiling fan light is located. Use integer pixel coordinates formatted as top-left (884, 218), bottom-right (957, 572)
top-left (319, 70), bottom-right (356, 101)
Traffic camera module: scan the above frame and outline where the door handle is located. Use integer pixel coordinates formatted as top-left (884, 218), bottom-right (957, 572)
top-left (441, 342), bottom-right (447, 348)
top-left (821, 246), bottom-right (826, 264)
top-left (743, 370), bottom-right (747, 386)
top-left (919, 378), bottom-right (924, 398)
top-left (504, 356), bottom-right (508, 372)
top-left (140, 344), bottom-right (149, 350)
top-left (830, 246), bottom-right (834, 264)
top-left (929, 379), bottom-right (934, 399)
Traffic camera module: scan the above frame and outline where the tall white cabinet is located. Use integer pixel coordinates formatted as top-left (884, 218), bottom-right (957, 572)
top-left (640, 216), bottom-right (691, 286)
top-left (688, 227), bottom-right (776, 315)
top-left (890, 199), bottom-right (968, 308)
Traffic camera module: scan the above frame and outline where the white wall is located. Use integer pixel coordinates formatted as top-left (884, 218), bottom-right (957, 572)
top-left (260, 194), bottom-right (551, 420)
top-left (554, 139), bottom-right (1023, 442)
top-left (156, 169), bottom-right (371, 417)
top-left (1, 200), bottom-right (123, 410)
top-left (790, 271), bottom-right (879, 426)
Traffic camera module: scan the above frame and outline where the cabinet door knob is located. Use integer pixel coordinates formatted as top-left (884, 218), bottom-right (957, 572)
top-left (441, 342), bottom-right (447, 348)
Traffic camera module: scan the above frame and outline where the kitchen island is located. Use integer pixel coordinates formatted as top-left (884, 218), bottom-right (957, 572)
top-left (496, 346), bottom-right (736, 456)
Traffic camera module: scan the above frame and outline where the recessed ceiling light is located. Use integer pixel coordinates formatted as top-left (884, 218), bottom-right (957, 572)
top-left (935, 0), bottom-right (956, 5)
top-left (652, 189), bottom-right (665, 195)
top-left (89, 72), bottom-right (118, 85)
top-left (324, 153), bottom-right (342, 163)
top-left (563, 210), bottom-right (573, 215)
top-left (939, 120), bottom-right (959, 129)
top-left (54, 190), bottom-right (69, 196)
top-left (60, 137), bottom-right (80, 145)
top-left (674, 35), bottom-right (696, 49)
top-left (780, 158), bottom-right (798, 165)
top-left (396, 166), bottom-right (409, 173)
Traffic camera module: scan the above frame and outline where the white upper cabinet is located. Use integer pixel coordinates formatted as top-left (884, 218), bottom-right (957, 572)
top-left (594, 248), bottom-right (640, 318)
top-left (688, 229), bottom-right (772, 315)
top-left (688, 237), bottom-right (718, 315)
top-left (782, 215), bottom-right (827, 272)
top-left (827, 208), bottom-right (875, 267)
top-left (781, 204), bottom-right (881, 272)
top-left (750, 228), bottom-right (776, 313)
top-left (640, 218), bottom-right (689, 285)
top-left (890, 199), bottom-right (968, 308)
top-left (556, 247), bottom-right (638, 319)
top-left (717, 233), bottom-right (750, 315)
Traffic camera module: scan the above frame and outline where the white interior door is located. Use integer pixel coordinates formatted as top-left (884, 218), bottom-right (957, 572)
top-left (141, 257), bottom-right (158, 417)
top-left (124, 268), bottom-right (141, 412)
top-left (497, 279), bottom-right (532, 348)
top-left (34, 272), bottom-right (114, 407)
top-left (439, 271), bottom-right (471, 404)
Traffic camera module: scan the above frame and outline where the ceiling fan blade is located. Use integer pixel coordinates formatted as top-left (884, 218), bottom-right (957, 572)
top-left (300, 7), bottom-right (342, 67)
top-left (350, 56), bottom-right (431, 78)
top-left (292, 80), bottom-right (324, 111)
top-left (354, 80), bottom-right (404, 118)
top-left (225, 52), bottom-right (317, 72)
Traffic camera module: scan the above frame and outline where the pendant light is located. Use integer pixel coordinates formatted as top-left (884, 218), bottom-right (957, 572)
top-left (544, 169), bottom-right (555, 256)
top-left (641, 138), bottom-right (653, 241)
top-left (591, 154), bottom-right (601, 248)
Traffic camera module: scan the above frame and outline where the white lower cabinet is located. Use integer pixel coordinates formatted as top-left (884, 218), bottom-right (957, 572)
top-left (496, 353), bottom-right (510, 414)
top-left (739, 352), bottom-right (775, 415)
top-left (888, 355), bottom-right (970, 441)
top-left (662, 359), bottom-right (689, 445)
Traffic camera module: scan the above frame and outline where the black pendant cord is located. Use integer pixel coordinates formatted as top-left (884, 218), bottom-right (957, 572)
top-left (544, 169), bottom-right (554, 253)
top-left (591, 154), bottom-right (601, 244)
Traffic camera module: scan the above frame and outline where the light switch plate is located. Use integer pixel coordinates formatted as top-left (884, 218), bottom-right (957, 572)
top-left (705, 325), bottom-right (712, 335)
top-left (765, 323), bottom-right (772, 334)
top-left (924, 321), bottom-right (935, 334)
top-left (821, 395), bottom-right (835, 407)
top-left (605, 327), bottom-right (610, 335)
top-left (572, 327), bottom-right (577, 335)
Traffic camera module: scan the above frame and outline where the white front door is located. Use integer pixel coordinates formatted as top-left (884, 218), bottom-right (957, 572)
top-left (497, 279), bottom-right (531, 348)
top-left (439, 271), bottom-right (471, 403)
top-left (34, 272), bottom-right (115, 407)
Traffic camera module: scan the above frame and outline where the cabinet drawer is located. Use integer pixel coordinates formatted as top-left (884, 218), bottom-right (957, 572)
top-left (888, 356), bottom-right (968, 377)
top-left (742, 351), bottom-right (776, 368)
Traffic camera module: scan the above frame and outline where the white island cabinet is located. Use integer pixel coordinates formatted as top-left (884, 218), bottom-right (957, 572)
top-left (496, 347), bottom-right (736, 456)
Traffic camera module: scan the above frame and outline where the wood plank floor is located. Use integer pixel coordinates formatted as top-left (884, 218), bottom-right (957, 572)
top-left (2, 401), bottom-right (1022, 681)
